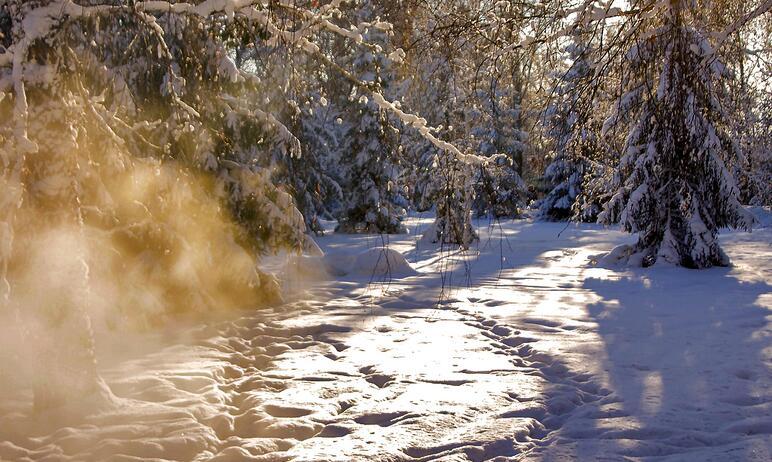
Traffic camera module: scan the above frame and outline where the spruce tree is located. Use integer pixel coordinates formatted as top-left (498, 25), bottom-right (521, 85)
top-left (467, 84), bottom-right (529, 218)
top-left (336, 1), bottom-right (407, 234)
top-left (599, 1), bottom-right (754, 268)
top-left (0, 0), bottom-right (416, 410)
top-left (292, 94), bottom-right (348, 235)
top-left (538, 38), bottom-right (600, 222)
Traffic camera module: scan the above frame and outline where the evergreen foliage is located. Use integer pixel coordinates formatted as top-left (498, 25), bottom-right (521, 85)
top-left (599, 3), bottom-right (755, 268)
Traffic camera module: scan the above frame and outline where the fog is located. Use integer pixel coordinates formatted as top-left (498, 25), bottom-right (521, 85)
top-left (0, 146), bottom-right (282, 413)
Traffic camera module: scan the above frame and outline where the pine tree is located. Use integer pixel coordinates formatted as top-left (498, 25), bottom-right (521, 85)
top-left (0, 0), bottom-right (418, 410)
top-left (599, 1), bottom-right (755, 268)
top-left (419, 153), bottom-right (478, 249)
top-left (336, 1), bottom-right (407, 234)
top-left (0, 0), bottom-right (320, 409)
top-left (243, 42), bottom-right (347, 236)
top-left (744, 102), bottom-right (772, 206)
top-left (335, 95), bottom-right (408, 234)
top-left (467, 86), bottom-right (529, 218)
top-left (538, 38), bottom-right (600, 222)
top-left (292, 94), bottom-right (348, 235)
top-left (401, 41), bottom-right (461, 213)
top-left (730, 84), bottom-right (772, 207)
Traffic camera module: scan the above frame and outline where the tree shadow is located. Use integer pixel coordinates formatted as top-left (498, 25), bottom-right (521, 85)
top-left (308, 220), bottom-right (772, 460)
top-left (574, 267), bottom-right (772, 459)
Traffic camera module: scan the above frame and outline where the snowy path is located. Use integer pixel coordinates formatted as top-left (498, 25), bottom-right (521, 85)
top-left (1, 217), bottom-right (770, 461)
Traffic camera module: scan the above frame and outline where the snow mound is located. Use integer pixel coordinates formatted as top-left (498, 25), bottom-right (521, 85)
top-left (417, 220), bottom-right (441, 247)
top-left (284, 255), bottom-right (330, 280)
top-left (747, 206), bottom-right (772, 229)
top-left (594, 244), bottom-right (685, 268)
top-left (325, 247), bottom-right (416, 278)
top-left (592, 244), bottom-right (638, 268)
top-left (350, 247), bottom-right (416, 277)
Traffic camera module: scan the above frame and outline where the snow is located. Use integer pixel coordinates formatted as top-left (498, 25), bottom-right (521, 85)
top-left (342, 247), bottom-right (417, 278)
top-left (748, 206), bottom-right (772, 229)
top-left (0, 215), bottom-right (770, 460)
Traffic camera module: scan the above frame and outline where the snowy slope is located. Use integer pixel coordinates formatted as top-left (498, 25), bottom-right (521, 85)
top-left (0, 214), bottom-right (770, 461)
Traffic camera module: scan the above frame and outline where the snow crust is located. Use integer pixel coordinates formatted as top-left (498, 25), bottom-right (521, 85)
top-left (0, 216), bottom-right (770, 461)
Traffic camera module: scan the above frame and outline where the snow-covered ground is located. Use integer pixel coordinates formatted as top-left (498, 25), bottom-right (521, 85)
top-left (1, 212), bottom-right (770, 461)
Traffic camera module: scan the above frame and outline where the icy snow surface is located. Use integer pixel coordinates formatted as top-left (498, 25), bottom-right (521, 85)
top-left (0, 213), bottom-right (770, 461)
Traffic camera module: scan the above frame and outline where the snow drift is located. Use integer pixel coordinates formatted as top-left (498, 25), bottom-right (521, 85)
top-left (323, 247), bottom-right (417, 278)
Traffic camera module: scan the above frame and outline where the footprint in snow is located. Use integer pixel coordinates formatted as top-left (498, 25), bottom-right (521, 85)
top-left (354, 411), bottom-right (415, 427)
top-left (263, 404), bottom-right (314, 418)
top-left (359, 366), bottom-right (397, 388)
